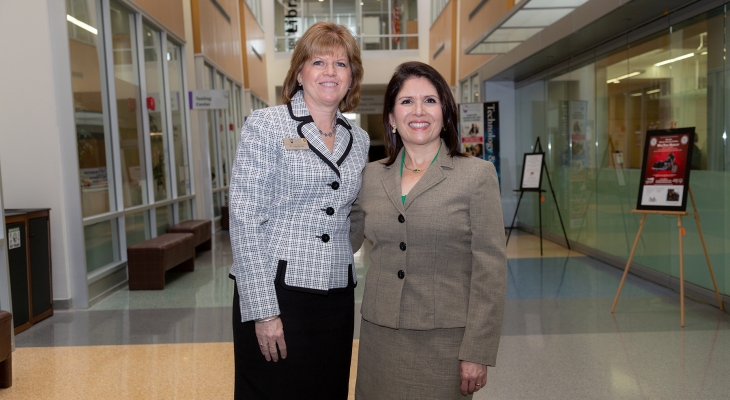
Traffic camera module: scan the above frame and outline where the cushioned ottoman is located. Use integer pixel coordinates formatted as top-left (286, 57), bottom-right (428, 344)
top-left (166, 219), bottom-right (212, 252)
top-left (127, 233), bottom-right (195, 290)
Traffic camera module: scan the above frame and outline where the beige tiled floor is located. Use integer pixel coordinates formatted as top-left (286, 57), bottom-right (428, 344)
top-left (506, 230), bottom-right (585, 259)
top-left (1, 341), bottom-right (361, 399)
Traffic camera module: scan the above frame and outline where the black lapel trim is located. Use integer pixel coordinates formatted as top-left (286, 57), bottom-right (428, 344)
top-left (288, 100), bottom-right (341, 178)
top-left (286, 100), bottom-right (313, 123)
top-left (336, 116), bottom-right (351, 129)
top-left (336, 123), bottom-right (353, 167)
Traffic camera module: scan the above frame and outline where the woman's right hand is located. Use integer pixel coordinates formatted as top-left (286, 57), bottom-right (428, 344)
top-left (255, 317), bottom-right (287, 362)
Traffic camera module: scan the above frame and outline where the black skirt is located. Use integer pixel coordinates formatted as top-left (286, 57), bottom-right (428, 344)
top-left (232, 273), bottom-right (355, 400)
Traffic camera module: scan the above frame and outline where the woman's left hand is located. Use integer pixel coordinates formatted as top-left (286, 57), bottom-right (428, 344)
top-left (460, 361), bottom-right (487, 395)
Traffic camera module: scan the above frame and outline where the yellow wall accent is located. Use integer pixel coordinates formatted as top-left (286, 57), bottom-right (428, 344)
top-left (132, 0), bottom-right (185, 39)
top-left (191, 0), bottom-right (244, 83)
top-left (239, 1), bottom-right (268, 102)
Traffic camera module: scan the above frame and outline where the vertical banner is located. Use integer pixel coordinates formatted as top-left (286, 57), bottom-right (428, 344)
top-left (282, 0), bottom-right (303, 52)
top-left (460, 102), bottom-right (500, 184)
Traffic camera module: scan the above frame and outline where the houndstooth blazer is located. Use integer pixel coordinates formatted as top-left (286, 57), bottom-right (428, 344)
top-left (229, 90), bottom-right (370, 322)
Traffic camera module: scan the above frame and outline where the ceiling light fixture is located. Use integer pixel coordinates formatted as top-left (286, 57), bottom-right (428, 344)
top-left (654, 53), bottom-right (694, 67)
top-left (646, 89), bottom-right (661, 94)
top-left (606, 71), bottom-right (642, 84)
top-left (630, 92), bottom-right (642, 97)
top-left (67, 15), bottom-right (98, 35)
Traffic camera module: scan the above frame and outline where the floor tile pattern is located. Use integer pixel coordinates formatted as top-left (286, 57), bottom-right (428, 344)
top-left (4, 230), bottom-right (729, 399)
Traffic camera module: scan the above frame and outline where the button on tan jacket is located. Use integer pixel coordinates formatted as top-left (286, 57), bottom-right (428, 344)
top-left (350, 146), bottom-right (507, 366)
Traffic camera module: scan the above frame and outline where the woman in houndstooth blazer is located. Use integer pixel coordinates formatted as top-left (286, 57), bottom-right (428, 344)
top-left (229, 22), bottom-right (369, 399)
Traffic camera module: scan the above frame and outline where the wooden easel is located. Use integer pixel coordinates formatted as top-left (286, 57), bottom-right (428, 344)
top-left (611, 188), bottom-right (724, 326)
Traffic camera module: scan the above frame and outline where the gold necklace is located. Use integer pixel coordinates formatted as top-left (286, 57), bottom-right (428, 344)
top-left (404, 159), bottom-right (425, 173)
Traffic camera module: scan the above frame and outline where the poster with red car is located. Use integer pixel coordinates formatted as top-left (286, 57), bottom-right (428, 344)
top-left (637, 128), bottom-right (694, 211)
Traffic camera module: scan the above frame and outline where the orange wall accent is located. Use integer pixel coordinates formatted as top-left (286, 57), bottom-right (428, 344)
top-left (132, 0), bottom-right (185, 39)
top-left (459, 0), bottom-right (502, 79)
top-left (429, 1), bottom-right (455, 86)
top-left (192, 0), bottom-right (244, 83)
top-left (239, 1), bottom-right (268, 102)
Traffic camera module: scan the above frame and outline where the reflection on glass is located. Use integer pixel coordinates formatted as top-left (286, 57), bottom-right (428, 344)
top-left (85, 220), bottom-right (119, 274)
top-left (143, 23), bottom-right (171, 202)
top-left (156, 205), bottom-right (171, 236)
top-left (111, 1), bottom-right (147, 207)
top-left (68, 0), bottom-right (113, 217)
top-left (205, 66), bottom-right (218, 189)
top-left (229, 84), bottom-right (240, 173)
top-left (167, 40), bottom-right (190, 196)
top-left (514, 9), bottom-right (728, 288)
top-left (218, 74), bottom-right (229, 187)
top-left (178, 199), bottom-right (191, 221)
top-left (125, 211), bottom-right (149, 247)
top-left (213, 192), bottom-right (221, 217)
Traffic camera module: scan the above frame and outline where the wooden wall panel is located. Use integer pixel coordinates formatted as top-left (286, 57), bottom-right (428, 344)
top-left (132, 0), bottom-right (185, 39)
top-left (429, 1), bottom-right (455, 86)
top-left (459, 0), bottom-right (506, 79)
top-left (240, 1), bottom-right (268, 102)
top-left (192, 0), bottom-right (244, 83)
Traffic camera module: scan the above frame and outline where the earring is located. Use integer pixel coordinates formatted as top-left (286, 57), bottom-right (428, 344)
top-left (392, 125), bottom-right (397, 134)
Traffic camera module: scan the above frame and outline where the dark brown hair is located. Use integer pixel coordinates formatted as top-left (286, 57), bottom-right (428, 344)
top-left (382, 61), bottom-right (465, 165)
top-left (281, 21), bottom-right (363, 112)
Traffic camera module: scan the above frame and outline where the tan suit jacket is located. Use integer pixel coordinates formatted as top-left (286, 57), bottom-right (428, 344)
top-left (350, 145), bottom-right (507, 366)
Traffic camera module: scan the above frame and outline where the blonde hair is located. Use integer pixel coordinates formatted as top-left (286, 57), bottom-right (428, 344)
top-left (282, 21), bottom-right (363, 112)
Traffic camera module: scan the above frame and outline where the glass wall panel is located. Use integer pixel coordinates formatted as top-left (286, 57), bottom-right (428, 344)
top-left (178, 199), bottom-right (192, 221)
top-left (68, 0), bottom-right (114, 217)
top-left (205, 66), bottom-right (218, 189)
top-left (124, 211), bottom-right (149, 247)
top-left (218, 74), bottom-right (229, 187)
top-left (228, 82), bottom-right (239, 178)
top-left (213, 191), bottom-right (221, 217)
top-left (167, 40), bottom-right (190, 196)
top-left (514, 6), bottom-right (728, 296)
top-left (110, 1), bottom-right (148, 208)
top-left (85, 220), bottom-right (119, 274)
top-left (274, 0), bottom-right (417, 52)
top-left (392, 0), bottom-right (418, 50)
top-left (142, 23), bottom-right (171, 202)
top-left (332, 0), bottom-right (357, 34)
top-left (155, 205), bottom-right (172, 236)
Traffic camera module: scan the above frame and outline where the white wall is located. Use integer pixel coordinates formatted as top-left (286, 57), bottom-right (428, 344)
top-left (484, 81), bottom-right (517, 226)
top-left (0, 0), bottom-right (88, 307)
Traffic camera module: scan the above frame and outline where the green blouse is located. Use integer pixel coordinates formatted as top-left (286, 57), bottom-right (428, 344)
top-left (399, 144), bottom-right (441, 204)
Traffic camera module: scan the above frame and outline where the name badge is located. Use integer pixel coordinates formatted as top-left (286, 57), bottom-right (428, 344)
top-left (283, 137), bottom-right (310, 150)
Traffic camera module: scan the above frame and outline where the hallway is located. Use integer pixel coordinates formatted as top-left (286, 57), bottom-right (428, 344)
top-left (4, 231), bottom-right (730, 399)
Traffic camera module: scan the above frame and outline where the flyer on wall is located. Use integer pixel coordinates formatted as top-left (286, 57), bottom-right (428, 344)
top-left (637, 128), bottom-right (694, 211)
top-left (459, 103), bottom-right (485, 158)
top-left (459, 102), bottom-right (501, 184)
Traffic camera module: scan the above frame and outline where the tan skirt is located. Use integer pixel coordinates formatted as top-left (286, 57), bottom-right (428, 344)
top-left (355, 318), bottom-right (472, 400)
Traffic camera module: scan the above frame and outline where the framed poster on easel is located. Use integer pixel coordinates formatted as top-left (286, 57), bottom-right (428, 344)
top-left (520, 153), bottom-right (544, 190)
top-left (612, 127), bottom-right (724, 326)
top-left (636, 128), bottom-right (694, 211)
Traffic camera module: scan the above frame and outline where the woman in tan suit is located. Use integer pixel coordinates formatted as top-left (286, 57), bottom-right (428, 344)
top-left (351, 62), bottom-right (507, 399)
